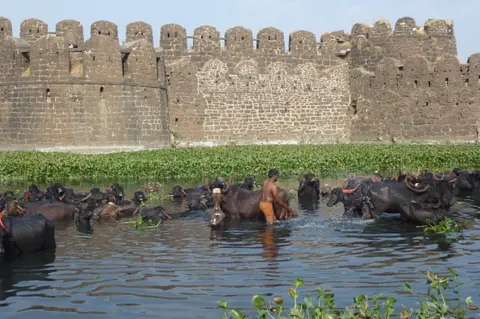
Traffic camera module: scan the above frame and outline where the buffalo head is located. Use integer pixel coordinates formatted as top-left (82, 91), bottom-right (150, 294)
top-left (209, 209), bottom-right (226, 227)
top-left (44, 183), bottom-right (67, 202)
top-left (24, 184), bottom-right (44, 202)
top-left (171, 185), bottom-right (187, 198)
top-left (298, 173), bottom-right (320, 195)
top-left (326, 187), bottom-right (344, 207)
top-left (187, 191), bottom-right (211, 211)
top-left (133, 191), bottom-right (148, 205)
top-left (92, 203), bottom-right (120, 221)
top-left (0, 191), bottom-right (15, 201)
top-left (320, 184), bottom-right (332, 198)
top-left (210, 178), bottom-right (227, 191)
top-left (74, 206), bottom-right (94, 224)
top-left (242, 177), bottom-right (256, 190)
top-left (4, 199), bottom-right (24, 217)
top-left (209, 188), bottom-right (226, 227)
top-left (108, 184), bottom-right (125, 201)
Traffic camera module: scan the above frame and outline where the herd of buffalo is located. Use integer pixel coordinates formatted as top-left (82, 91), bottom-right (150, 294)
top-left (0, 167), bottom-right (478, 264)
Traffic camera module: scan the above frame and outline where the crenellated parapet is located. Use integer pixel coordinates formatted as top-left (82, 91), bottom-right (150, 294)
top-left (20, 18), bottom-right (48, 43)
top-left (56, 19), bottom-right (84, 48)
top-left (348, 17), bottom-right (457, 72)
top-left (157, 24), bottom-right (349, 62)
top-left (0, 15), bottom-right (479, 148)
top-left (350, 51), bottom-right (480, 142)
top-left (0, 17), bottom-right (170, 150)
top-left (0, 16), bottom-right (463, 87)
top-left (0, 17), bottom-right (354, 87)
top-left (126, 21), bottom-right (154, 44)
top-left (0, 16), bottom-right (12, 37)
top-left (0, 18), bottom-right (166, 87)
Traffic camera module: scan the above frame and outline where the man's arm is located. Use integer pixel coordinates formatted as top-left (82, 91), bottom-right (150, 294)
top-left (271, 186), bottom-right (291, 211)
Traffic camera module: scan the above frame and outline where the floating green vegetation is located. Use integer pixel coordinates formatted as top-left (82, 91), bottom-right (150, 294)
top-left (124, 206), bottom-right (162, 231)
top-left (124, 214), bottom-right (162, 231)
top-left (0, 144), bottom-right (479, 183)
top-left (218, 268), bottom-right (478, 319)
top-left (423, 217), bottom-right (461, 235)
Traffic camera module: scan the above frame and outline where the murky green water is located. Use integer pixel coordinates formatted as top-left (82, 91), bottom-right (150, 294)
top-left (0, 178), bottom-right (479, 319)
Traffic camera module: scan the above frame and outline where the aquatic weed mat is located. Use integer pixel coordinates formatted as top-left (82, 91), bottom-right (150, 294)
top-left (0, 144), bottom-right (479, 183)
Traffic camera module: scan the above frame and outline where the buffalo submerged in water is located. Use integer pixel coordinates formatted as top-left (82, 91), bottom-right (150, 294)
top-left (326, 170), bottom-right (460, 225)
top-left (0, 167), bottom-right (473, 263)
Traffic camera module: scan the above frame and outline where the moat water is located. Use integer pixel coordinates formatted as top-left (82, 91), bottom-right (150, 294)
top-left (1, 179), bottom-right (480, 319)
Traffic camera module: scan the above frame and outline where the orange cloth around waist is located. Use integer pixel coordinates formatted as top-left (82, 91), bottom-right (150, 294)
top-left (259, 201), bottom-right (274, 218)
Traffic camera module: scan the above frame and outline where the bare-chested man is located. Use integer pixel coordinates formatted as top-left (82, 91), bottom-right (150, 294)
top-left (259, 169), bottom-right (293, 225)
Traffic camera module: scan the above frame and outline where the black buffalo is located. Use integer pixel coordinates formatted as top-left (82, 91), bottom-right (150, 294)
top-left (0, 213), bottom-right (56, 262)
top-left (327, 177), bottom-right (456, 225)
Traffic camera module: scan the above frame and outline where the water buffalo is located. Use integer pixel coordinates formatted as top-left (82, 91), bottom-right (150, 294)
top-left (170, 184), bottom-right (214, 211)
top-left (209, 187), bottom-right (296, 228)
top-left (22, 184), bottom-right (45, 203)
top-left (171, 176), bottom-right (228, 199)
top-left (92, 203), bottom-right (121, 220)
top-left (365, 179), bottom-right (454, 224)
top-left (127, 191), bottom-right (171, 222)
top-left (326, 178), bottom-right (375, 218)
top-left (114, 191), bottom-right (148, 217)
top-left (24, 201), bottom-right (90, 223)
top-left (0, 213), bottom-right (56, 262)
top-left (1, 198), bottom-right (25, 217)
top-left (229, 177), bottom-right (256, 191)
top-left (74, 206), bottom-right (94, 234)
top-left (298, 173), bottom-right (320, 200)
top-left (448, 168), bottom-right (480, 192)
top-left (107, 184), bottom-right (125, 203)
top-left (187, 191), bottom-right (213, 211)
top-left (209, 177), bottom-right (229, 191)
top-left (327, 177), bottom-right (456, 225)
top-left (95, 191), bottom-right (171, 222)
top-left (42, 183), bottom-right (68, 202)
top-left (171, 185), bottom-right (209, 199)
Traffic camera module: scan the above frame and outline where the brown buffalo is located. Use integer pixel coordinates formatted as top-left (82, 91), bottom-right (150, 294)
top-left (209, 187), bottom-right (297, 227)
top-left (3, 199), bottom-right (25, 217)
top-left (24, 202), bottom-right (79, 222)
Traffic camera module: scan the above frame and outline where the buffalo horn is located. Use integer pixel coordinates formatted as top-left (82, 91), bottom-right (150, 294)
top-left (79, 192), bottom-right (92, 202)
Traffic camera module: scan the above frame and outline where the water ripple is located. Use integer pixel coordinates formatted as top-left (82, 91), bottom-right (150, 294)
top-left (0, 181), bottom-right (480, 318)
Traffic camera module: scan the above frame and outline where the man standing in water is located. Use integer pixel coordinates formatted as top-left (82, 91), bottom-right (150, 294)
top-left (259, 169), bottom-right (293, 225)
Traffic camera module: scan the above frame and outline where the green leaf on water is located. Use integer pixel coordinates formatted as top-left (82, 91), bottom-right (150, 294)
top-left (387, 297), bottom-right (397, 305)
top-left (465, 296), bottom-right (472, 305)
top-left (448, 268), bottom-right (458, 276)
top-left (294, 278), bottom-right (305, 288)
top-left (252, 295), bottom-right (265, 310)
top-left (218, 300), bottom-right (228, 309)
top-left (229, 309), bottom-right (246, 319)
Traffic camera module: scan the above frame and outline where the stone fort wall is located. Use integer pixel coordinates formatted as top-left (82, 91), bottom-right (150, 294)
top-left (348, 18), bottom-right (479, 142)
top-left (0, 18), bottom-right (170, 150)
top-left (0, 16), bottom-right (478, 150)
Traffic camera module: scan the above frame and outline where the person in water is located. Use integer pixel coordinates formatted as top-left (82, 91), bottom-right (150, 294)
top-left (259, 169), bottom-right (293, 225)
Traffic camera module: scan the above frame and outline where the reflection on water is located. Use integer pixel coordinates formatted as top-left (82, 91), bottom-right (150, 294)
top-left (0, 179), bottom-right (479, 318)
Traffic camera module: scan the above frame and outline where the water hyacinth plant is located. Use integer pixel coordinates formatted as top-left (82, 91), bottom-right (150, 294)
top-left (218, 269), bottom-right (478, 319)
top-left (422, 217), bottom-right (461, 234)
top-left (0, 144), bottom-right (480, 183)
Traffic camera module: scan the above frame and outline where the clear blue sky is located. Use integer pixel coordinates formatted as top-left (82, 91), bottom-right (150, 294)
top-left (3, 0), bottom-right (479, 62)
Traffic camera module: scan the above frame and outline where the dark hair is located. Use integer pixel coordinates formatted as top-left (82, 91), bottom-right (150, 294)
top-left (268, 169), bottom-right (279, 178)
